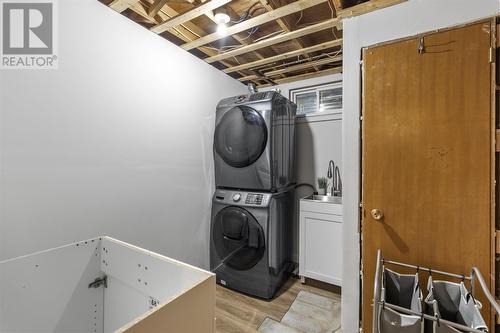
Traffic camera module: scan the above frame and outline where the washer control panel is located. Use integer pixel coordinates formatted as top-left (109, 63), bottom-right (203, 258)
top-left (214, 190), bottom-right (270, 207)
top-left (245, 193), bottom-right (263, 205)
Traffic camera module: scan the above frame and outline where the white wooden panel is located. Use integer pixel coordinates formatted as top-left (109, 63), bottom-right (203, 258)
top-left (104, 276), bottom-right (150, 333)
top-left (299, 211), bottom-right (343, 286)
top-left (0, 238), bottom-right (104, 333)
top-left (100, 237), bottom-right (213, 331)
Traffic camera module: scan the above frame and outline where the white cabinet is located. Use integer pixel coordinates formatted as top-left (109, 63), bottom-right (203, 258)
top-left (299, 197), bottom-right (343, 286)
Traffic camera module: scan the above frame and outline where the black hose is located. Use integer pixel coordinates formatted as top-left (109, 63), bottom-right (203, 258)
top-left (294, 183), bottom-right (317, 195)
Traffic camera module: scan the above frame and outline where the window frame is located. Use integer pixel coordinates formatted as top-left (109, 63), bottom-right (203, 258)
top-left (289, 80), bottom-right (343, 117)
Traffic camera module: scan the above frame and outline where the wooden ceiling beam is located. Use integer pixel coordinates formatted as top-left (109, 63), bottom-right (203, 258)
top-left (148, 0), bottom-right (169, 17)
top-left (205, 17), bottom-right (342, 63)
top-left (262, 0), bottom-right (319, 71)
top-left (265, 54), bottom-right (342, 76)
top-left (143, 3), bottom-right (258, 84)
top-left (331, 0), bottom-right (342, 11)
top-left (238, 74), bottom-right (260, 82)
top-left (109, 0), bottom-right (140, 13)
top-left (223, 38), bottom-right (342, 73)
top-left (273, 66), bottom-right (342, 84)
top-left (151, 0), bottom-right (232, 34)
top-left (129, 1), bottom-right (158, 23)
top-left (181, 0), bottom-right (329, 51)
top-left (337, 0), bottom-right (407, 19)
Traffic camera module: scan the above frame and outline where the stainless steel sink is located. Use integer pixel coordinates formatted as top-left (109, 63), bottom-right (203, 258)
top-left (303, 195), bottom-right (342, 204)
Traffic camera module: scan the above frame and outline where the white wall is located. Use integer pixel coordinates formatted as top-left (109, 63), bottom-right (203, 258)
top-left (0, 0), bottom-right (246, 267)
top-left (263, 74), bottom-right (343, 262)
top-left (341, 0), bottom-right (500, 331)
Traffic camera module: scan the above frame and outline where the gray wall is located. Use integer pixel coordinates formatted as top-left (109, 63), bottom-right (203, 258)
top-left (264, 74), bottom-right (343, 262)
top-left (342, 0), bottom-right (500, 331)
top-left (0, 0), bottom-right (246, 267)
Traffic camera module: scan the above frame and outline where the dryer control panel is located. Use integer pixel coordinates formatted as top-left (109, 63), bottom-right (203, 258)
top-left (214, 190), bottom-right (271, 207)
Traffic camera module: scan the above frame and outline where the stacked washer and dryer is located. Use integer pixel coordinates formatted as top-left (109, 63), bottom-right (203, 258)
top-left (210, 91), bottom-right (297, 299)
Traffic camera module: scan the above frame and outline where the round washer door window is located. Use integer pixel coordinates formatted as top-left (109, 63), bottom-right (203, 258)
top-left (214, 106), bottom-right (267, 168)
top-left (212, 206), bottom-right (265, 271)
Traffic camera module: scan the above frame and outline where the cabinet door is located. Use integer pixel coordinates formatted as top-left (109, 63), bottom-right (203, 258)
top-left (300, 212), bottom-right (342, 286)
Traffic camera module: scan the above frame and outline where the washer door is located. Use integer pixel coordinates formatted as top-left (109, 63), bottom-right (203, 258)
top-left (214, 106), bottom-right (268, 168)
top-left (213, 206), bottom-right (265, 271)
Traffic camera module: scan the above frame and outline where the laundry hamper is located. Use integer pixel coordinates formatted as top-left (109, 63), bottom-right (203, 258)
top-left (424, 276), bottom-right (488, 333)
top-left (378, 268), bottom-right (424, 333)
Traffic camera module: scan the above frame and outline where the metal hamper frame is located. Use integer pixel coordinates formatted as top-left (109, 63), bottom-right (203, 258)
top-left (373, 249), bottom-right (500, 333)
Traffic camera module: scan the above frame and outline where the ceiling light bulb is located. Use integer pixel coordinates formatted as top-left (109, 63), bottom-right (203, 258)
top-left (217, 23), bottom-right (227, 36)
top-left (214, 12), bottom-right (230, 24)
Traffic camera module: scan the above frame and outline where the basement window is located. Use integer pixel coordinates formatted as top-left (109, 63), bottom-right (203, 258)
top-left (290, 81), bottom-right (342, 116)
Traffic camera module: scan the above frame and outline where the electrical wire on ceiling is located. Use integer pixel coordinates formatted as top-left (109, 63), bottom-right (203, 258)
top-left (259, 49), bottom-right (342, 72)
top-left (294, 1), bottom-right (339, 40)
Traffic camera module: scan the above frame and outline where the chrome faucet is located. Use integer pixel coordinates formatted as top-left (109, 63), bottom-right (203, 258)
top-left (327, 160), bottom-right (335, 196)
top-left (334, 166), bottom-right (342, 197)
top-left (327, 160), bottom-right (342, 197)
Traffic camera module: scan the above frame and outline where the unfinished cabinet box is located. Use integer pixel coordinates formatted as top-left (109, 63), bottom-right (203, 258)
top-left (0, 237), bottom-right (215, 333)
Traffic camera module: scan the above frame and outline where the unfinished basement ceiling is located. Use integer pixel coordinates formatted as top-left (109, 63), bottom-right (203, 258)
top-left (99, 0), bottom-right (406, 87)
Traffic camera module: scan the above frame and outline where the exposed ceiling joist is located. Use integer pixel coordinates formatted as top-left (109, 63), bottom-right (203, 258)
top-left (238, 74), bottom-right (260, 81)
top-left (258, 0), bottom-right (313, 63)
top-left (331, 0), bottom-right (343, 10)
top-left (103, 0), bottom-right (409, 86)
top-left (138, 2), bottom-right (259, 84)
top-left (273, 66), bottom-right (342, 84)
top-left (205, 17), bottom-right (342, 63)
top-left (337, 0), bottom-right (406, 18)
top-left (265, 54), bottom-right (342, 76)
top-left (129, 1), bottom-right (158, 23)
top-left (181, 0), bottom-right (329, 51)
top-left (223, 38), bottom-right (343, 73)
top-left (109, 0), bottom-right (139, 13)
top-left (151, 0), bottom-right (232, 34)
top-left (148, 0), bottom-right (169, 17)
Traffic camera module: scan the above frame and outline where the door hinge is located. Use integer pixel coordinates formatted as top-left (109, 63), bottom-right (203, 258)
top-left (490, 47), bottom-right (495, 63)
top-left (88, 275), bottom-right (107, 289)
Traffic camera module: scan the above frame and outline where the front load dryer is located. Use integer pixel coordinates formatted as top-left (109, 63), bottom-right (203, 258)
top-left (210, 187), bottom-right (294, 299)
top-left (214, 91), bottom-right (296, 192)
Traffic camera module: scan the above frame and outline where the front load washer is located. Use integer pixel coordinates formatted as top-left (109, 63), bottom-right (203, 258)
top-left (210, 187), bottom-right (294, 299)
top-left (214, 91), bottom-right (296, 191)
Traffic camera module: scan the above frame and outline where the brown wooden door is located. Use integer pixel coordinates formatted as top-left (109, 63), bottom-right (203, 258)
top-left (362, 22), bottom-right (493, 332)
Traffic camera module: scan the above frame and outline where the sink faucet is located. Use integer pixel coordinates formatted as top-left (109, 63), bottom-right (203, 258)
top-left (327, 160), bottom-right (342, 197)
top-left (327, 160), bottom-right (335, 196)
top-left (334, 166), bottom-right (342, 197)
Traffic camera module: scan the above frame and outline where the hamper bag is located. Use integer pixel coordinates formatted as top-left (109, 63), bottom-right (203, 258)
top-left (424, 276), bottom-right (488, 333)
top-left (379, 268), bottom-right (424, 333)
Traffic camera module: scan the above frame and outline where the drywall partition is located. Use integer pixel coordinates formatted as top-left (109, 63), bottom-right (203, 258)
top-left (0, 0), bottom-right (246, 267)
top-left (341, 0), bottom-right (500, 332)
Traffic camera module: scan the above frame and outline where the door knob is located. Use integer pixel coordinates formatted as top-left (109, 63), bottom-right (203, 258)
top-left (370, 209), bottom-right (384, 221)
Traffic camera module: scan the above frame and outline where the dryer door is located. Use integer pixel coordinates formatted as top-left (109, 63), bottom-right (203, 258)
top-left (214, 106), bottom-right (268, 168)
top-left (212, 206), bottom-right (265, 271)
